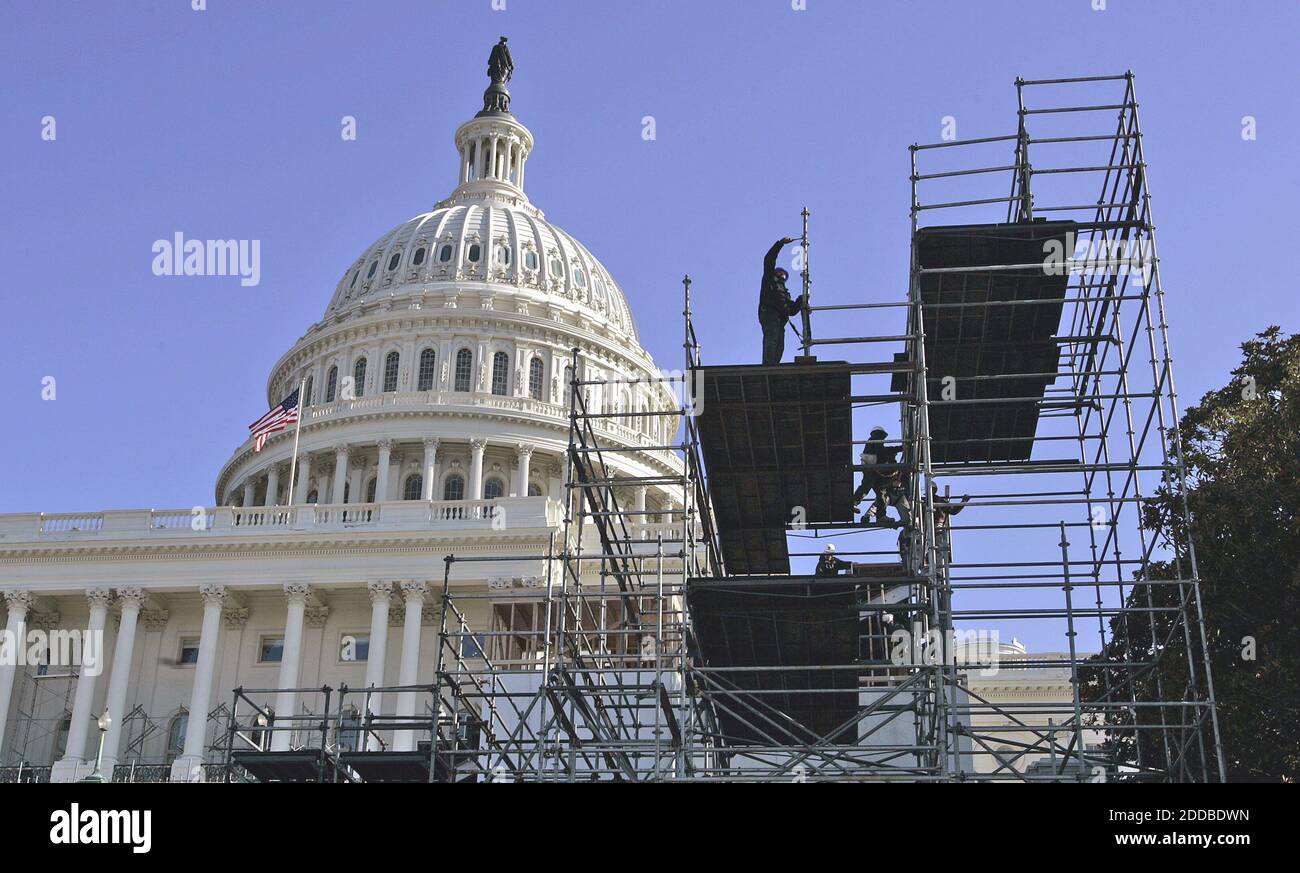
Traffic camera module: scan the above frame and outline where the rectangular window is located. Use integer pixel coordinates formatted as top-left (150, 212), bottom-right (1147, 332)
top-left (178, 637), bottom-right (201, 665)
top-left (340, 632), bottom-right (370, 663)
top-left (258, 636), bottom-right (285, 663)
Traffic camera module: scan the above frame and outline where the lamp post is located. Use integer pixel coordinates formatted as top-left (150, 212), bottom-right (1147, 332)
top-left (78, 709), bottom-right (111, 783)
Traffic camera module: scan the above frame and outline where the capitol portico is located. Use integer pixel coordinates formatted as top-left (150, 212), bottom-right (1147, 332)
top-left (0, 56), bottom-right (682, 782)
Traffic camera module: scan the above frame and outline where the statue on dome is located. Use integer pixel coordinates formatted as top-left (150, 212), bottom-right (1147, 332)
top-left (479, 37), bottom-right (514, 116)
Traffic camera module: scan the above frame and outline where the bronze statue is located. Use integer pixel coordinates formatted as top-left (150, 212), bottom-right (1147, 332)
top-left (488, 37), bottom-right (513, 84)
top-left (479, 37), bottom-right (515, 116)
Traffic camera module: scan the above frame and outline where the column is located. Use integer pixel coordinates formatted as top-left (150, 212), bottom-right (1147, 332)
top-left (332, 444), bottom-right (349, 504)
top-left (99, 587), bottom-right (145, 779)
top-left (469, 438), bottom-right (487, 501)
top-left (375, 440), bottom-right (393, 502)
top-left (393, 581), bottom-right (427, 752)
top-left (362, 582), bottom-right (392, 751)
top-left (51, 587), bottom-right (113, 782)
top-left (171, 584), bottom-right (225, 782)
top-left (488, 136), bottom-right (499, 180)
top-left (0, 591), bottom-right (33, 756)
top-left (242, 479), bottom-right (256, 508)
top-left (634, 486), bottom-right (649, 539)
top-left (264, 464), bottom-right (281, 507)
top-left (270, 583), bottom-right (310, 752)
top-left (294, 453), bottom-right (313, 505)
top-left (422, 438), bottom-right (439, 500)
top-left (516, 444), bottom-right (534, 496)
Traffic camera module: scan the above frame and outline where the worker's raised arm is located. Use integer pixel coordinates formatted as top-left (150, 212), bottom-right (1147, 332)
top-left (764, 237), bottom-right (793, 274)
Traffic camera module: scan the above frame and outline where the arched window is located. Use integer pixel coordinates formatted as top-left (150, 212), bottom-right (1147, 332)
top-left (496, 245), bottom-right (511, 266)
top-left (307, 489), bottom-right (318, 504)
top-left (528, 357), bottom-right (543, 400)
top-left (365, 259), bottom-right (378, 279)
top-left (573, 267), bottom-right (587, 289)
top-left (353, 357), bottom-right (367, 397)
top-left (524, 250), bottom-right (539, 271)
top-left (404, 474), bottom-right (423, 501)
top-left (438, 244), bottom-right (453, 263)
top-left (454, 349), bottom-right (473, 392)
top-left (417, 348), bottom-right (437, 391)
top-left (348, 269), bottom-right (359, 290)
top-left (467, 243), bottom-right (481, 263)
top-left (365, 477), bottom-right (377, 503)
top-left (527, 482), bottom-right (543, 497)
top-left (387, 252), bottom-right (401, 272)
top-left (491, 351), bottom-right (509, 396)
top-left (166, 711), bottom-right (188, 763)
top-left (443, 474), bottom-right (465, 501)
top-left (383, 351), bottom-right (400, 393)
top-left (412, 246), bottom-right (426, 267)
top-left (325, 366), bottom-right (338, 402)
top-left (303, 375), bottom-right (314, 407)
top-left (483, 478), bottom-right (504, 500)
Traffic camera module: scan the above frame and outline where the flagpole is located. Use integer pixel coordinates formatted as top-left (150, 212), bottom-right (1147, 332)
top-left (285, 378), bottom-right (306, 508)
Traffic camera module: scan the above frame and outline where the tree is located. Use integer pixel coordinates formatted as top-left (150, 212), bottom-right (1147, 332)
top-left (1086, 327), bottom-right (1299, 781)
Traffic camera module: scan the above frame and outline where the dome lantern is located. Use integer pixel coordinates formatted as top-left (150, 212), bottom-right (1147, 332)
top-left (449, 37), bottom-right (533, 206)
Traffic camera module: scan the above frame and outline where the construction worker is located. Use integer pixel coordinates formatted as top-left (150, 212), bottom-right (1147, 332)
top-left (759, 237), bottom-right (805, 365)
top-left (815, 543), bottom-right (852, 577)
top-left (853, 427), bottom-right (908, 525)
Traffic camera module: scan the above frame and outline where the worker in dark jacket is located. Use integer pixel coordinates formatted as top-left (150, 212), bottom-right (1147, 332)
top-left (759, 237), bottom-right (805, 365)
top-left (815, 543), bottom-right (852, 577)
top-left (853, 426), bottom-right (906, 525)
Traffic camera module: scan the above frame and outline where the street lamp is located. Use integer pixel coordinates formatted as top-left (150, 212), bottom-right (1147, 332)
top-left (77, 709), bottom-right (110, 783)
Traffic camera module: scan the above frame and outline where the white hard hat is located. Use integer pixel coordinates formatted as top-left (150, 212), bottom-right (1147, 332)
top-left (824, 543), bottom-right (836, 552)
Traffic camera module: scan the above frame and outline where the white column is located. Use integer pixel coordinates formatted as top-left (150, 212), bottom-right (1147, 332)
top-left (469, 438), bottom-right (487, 501)
top-left (518, 152), bottom-right (526, 191)
top-left (488, 136), bottom-right (499, 180)
top-left (294, 453), bottom-right (313, 504)
top-left (375, 440), bottom-right (393, 502)
top-left (332, 444), bottom-right (349, 504)
top-left (362, 582), bottom-right (392, 751)
top-left (270, 583), bottom-right (310, 752)
top-left (242, 479), bottom-right (255, 507)
top-left (171, 584), bottom-right (225, 782)
top-left (393, 581), bottom-right (427, 752)
top-left (50, 587), bottom-right (112, 781)
top-left (264, 464), bottom-right (281, 507)
top-left (516, 444), bottom-right (534, 496)
top-left (422, 438), bottom-right (439, 500)
top-left (99, 587), bottom-right (145, 779)
top-left (634, 486), bottom-right (649, 539)
top-left (0, 591), bottom-right (33, 757)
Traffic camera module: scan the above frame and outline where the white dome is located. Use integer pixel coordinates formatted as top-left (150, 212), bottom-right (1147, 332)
top-left (326, 203), bottom-right (638, 341)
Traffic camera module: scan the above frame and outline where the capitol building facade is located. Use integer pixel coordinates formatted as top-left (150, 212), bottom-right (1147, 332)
top-left (0, 68), bottom-right (684, 783)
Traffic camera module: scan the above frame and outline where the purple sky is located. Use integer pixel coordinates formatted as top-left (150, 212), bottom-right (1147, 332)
top-left (3, 0), bottom-right (1296, 647)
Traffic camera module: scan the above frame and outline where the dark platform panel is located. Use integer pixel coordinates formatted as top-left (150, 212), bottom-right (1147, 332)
top-left (694, 363), bottom-right (856, 574)
top-left (891, 220), bottom-right (1076, 463)
top-left (337, 750), bottom-right (435, 783)
top-left (229, 749), bottom-right (343, 782)
top-left (687, 575), bottom-right (863, 745)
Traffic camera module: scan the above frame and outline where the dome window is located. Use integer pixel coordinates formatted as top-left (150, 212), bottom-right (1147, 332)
top-left (349, 269), bottom-right (359, 290)
top-left (417, 348), bottom-right (437, 391)
top-left (527, 482), bottom-right (543, 497)
top-left (412, 246), bottom-right (426, 266)
top-left (387, 252), bottom-right (401, 271)
top-left (353, 357), bottom-right (367, 398)
top-left (549, 257), bottom-right (563, 275)
top-left (366, 260), bottom-right (378, 279)
top-left (467, 243), bottom-right (482, 263)
top-left (483, 478), bottom-right (505, 500)
top-left (365, 478), bottom-right (377, 503)
top-left (524, 250), bottom-right (539, 271)
top-left (528, 357), bottom-right (543, 401)
top-left (303, 375), bottom-right (314, 407)
top-left (403, 474), bottom-right (424, 501)
top-left (438, 244), bottom-right (454, 263)
top-left (325, 366), bottom-right (339, 403)
top-left (454, 348), bottom-right (474, 392)
top-left (491, 351), bottom-right (509, 396)
top-left (383, 351), bottom-right (400, 393)
top-left (443, 474), bottom-right (465, 501)
top-left (573, 268), bottom-right (587, 289)
top-left (496, 245), bottom-right (511, 266)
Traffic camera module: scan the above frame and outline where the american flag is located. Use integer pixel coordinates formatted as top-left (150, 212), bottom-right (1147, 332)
top-left (248, 388), bottom-right (300, 452)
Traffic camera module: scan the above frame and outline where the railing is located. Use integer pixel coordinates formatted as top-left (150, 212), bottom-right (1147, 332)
top-left (0, 497), bottom-right (562, 542)
top-left (111, 762), bottom-right (172, 783)
top-left (0, 764), bottom-right (52, 783)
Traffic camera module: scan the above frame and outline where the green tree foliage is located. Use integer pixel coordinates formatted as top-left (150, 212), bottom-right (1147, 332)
top-left (1086, 327), bottom-right (1298, 781)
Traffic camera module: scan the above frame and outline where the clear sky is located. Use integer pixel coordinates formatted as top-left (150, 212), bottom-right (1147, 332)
top-left (2, 1), bottom-right (1296, 649)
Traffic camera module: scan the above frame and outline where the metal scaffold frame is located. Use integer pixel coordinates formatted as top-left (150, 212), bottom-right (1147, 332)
top-left (203, 73), bottom-right (1222, 783)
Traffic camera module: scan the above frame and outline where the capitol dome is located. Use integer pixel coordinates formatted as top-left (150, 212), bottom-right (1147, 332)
top-left (214, 58), bottom-right (680, 517)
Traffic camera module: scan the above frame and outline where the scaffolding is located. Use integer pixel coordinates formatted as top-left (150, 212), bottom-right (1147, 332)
top-left (209, 73), bottom-right (1223, 783)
